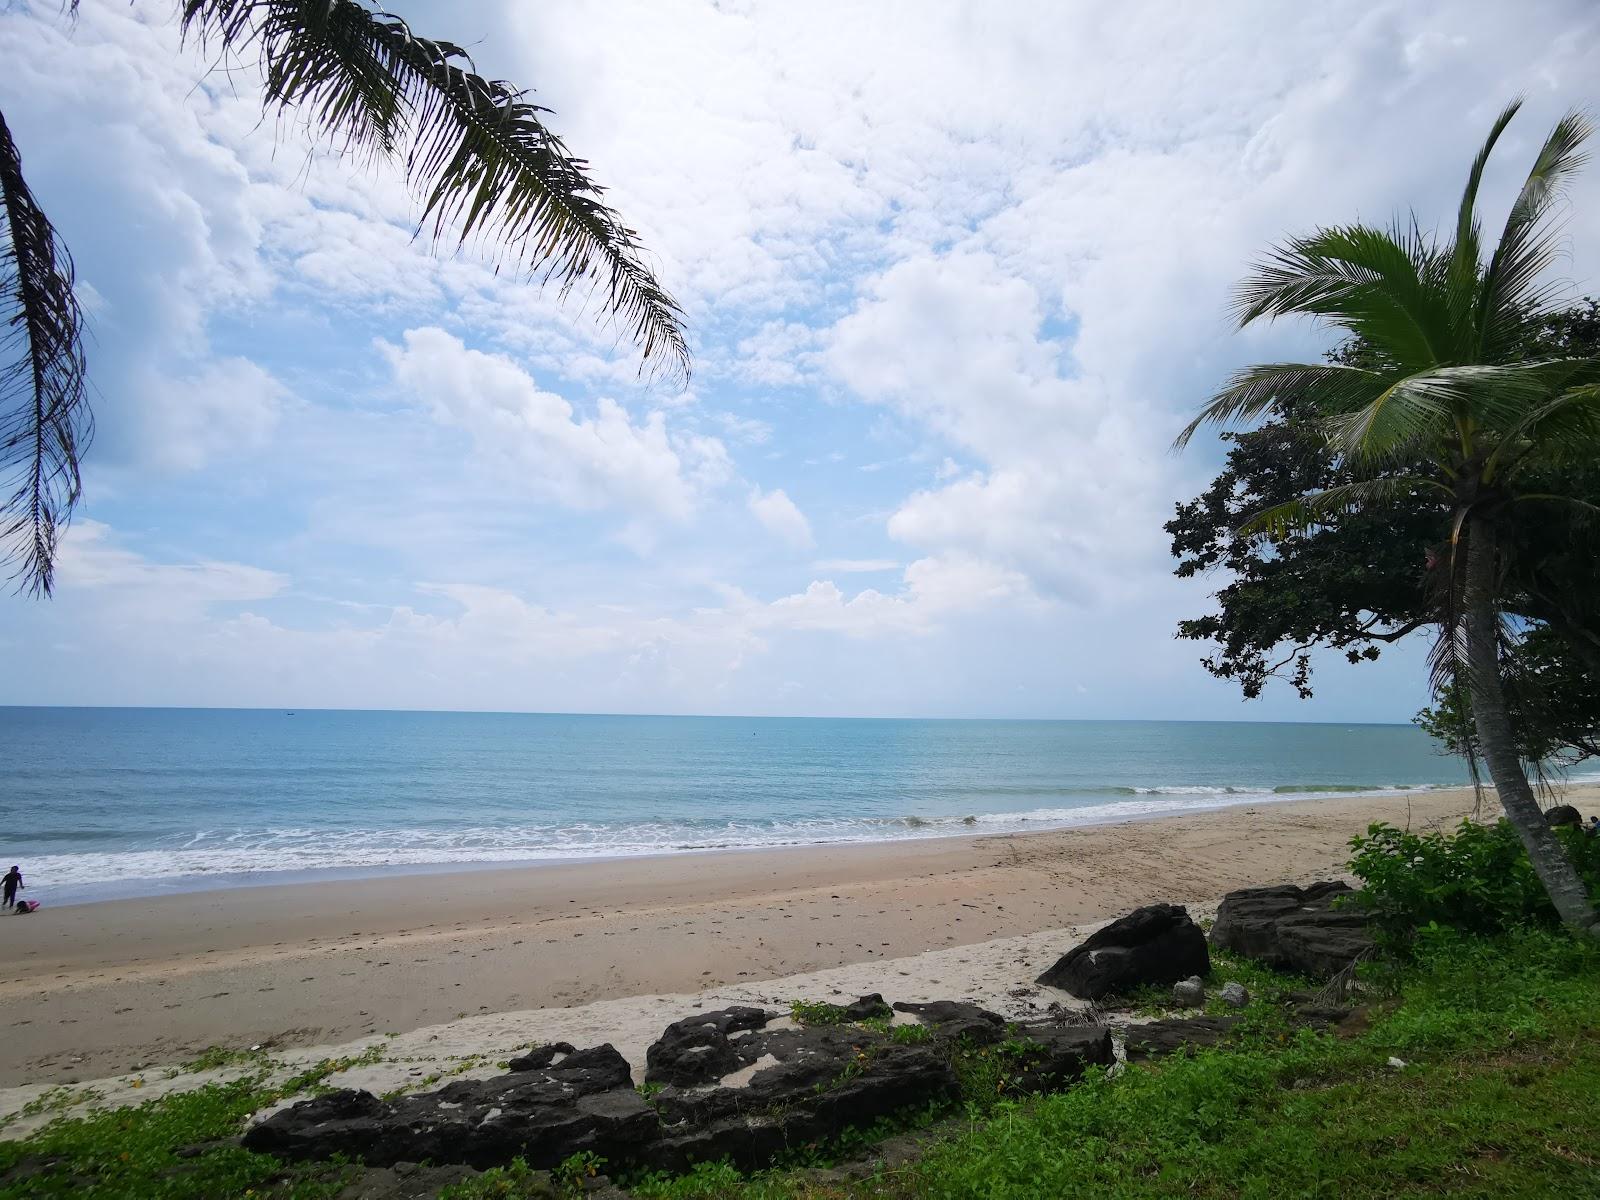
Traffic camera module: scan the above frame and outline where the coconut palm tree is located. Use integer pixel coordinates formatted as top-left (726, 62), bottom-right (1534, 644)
top-left (1179, 100), bottom-right (1600, 936)
top-left (2, 0), bottom-right (689, 595)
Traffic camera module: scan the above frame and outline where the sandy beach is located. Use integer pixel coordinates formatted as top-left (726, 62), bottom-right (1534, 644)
top-left (0, 783), bottom-right (1549, 1103)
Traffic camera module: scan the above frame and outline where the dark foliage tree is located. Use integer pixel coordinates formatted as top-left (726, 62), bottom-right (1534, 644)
top-left (1176, 102), bottom-right (1600, 935)
top-left (1169, 301), bottom-right (1600, 763)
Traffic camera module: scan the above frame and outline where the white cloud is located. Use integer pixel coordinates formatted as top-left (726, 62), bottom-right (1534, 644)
top-left (3, 0), bottom-right (1596, 721)
top-left (382, 327), bottom-right (731, 522)
top-left (813, 558), bottom-right (900, 573)
top-left (747, 487), bottom-right (814, 549)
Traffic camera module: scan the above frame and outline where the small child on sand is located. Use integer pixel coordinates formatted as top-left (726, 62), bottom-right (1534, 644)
top-left (2, 865), bottom-right (22, 910)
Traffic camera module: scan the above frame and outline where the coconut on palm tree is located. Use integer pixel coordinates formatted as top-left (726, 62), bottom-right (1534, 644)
top-left (1180, 100), bottom-right (1600, 935)
top-left (2, 0), bottom-right (689, 596)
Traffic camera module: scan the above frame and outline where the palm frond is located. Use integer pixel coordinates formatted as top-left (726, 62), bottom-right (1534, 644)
top-left (0, 108), bottom-right (91, 597)
top-left (1173, 361), bottom-right (1386, 449)
top-left (1231, 224), bottom-right (1454, 369)
top-left (1477, 109), bottom-right (1592, 360)
top-left (1484, 378), bottom-right (1600, 476)
top-left (181, 0), bottom-right (691, 382)
top-left (1446, 99), bottom-right (1521, 347)
top-left (1238, 476), bottom-right (1449, 538)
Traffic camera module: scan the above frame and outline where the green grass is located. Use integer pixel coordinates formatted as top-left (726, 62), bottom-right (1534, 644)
top-left (0, 1078), bottom-right (350, 1199)
top-left (5, 931), bottom-right (1597, 1198)
top-left (630, 928), bottom-right (1600, 1199)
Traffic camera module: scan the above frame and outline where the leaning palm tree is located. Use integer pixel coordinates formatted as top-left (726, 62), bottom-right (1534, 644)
top-left (1179, 100), bottom-right (1600, 936)
top-left (1, 0), bottom-right (689, 595)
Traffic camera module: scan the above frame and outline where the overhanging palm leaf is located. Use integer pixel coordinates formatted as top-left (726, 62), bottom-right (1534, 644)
top-left (181, 0), bottom-right (691, 382)
top-left (0, 108), bottom-right (91, 597)
top-left (1477, 110), bottom-right (1593, 360)
top-left (1173, 362), bottom-right (1389, 449)
top-left (1239, 477), bottom-right (1449, 539)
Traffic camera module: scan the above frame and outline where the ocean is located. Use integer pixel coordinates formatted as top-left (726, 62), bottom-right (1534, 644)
top-left (0, 708), bottom-right (1483, 903)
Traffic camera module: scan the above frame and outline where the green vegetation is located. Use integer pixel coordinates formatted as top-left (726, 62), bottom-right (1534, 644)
top-left (0, 1078), bottom-right (350, 1199)
top-left (1174, 101), bottom-right (1600, 932)
top-left (1350, 818), bottom-right (1600, 944)
top-left (627, 932), bottom-right (1600, 1199)
top-left (789, 1000), bottom-right (852, 1027)
top-left (5, 853), bottom-right (1599, 1199)
top-left (181, 1046), bottom-right (273, 1075)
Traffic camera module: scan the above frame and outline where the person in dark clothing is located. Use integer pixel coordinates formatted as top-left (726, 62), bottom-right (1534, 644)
top-left (1, 866), bottom-right (21, 910)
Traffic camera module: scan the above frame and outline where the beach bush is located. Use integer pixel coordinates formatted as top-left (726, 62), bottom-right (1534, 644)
top-left (1347, 819), bottom-right (1600, 943)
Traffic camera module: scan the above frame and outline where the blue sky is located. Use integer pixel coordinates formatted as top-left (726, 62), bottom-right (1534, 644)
top-left (1, 0), bottom-right (1598, 719)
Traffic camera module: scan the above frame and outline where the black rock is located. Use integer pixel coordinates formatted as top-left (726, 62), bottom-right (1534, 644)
top-left (890, 1000), bottom-right (1006, 1044)
top-left (507, 1042), bottom-right (576, 1072)
top-left (841, 993), bottom-right (893, 1021)
top-left (1123, 1015), bottom-right (1241, 1061)
top-left (647, 1026), bottom-right (959, 1172)
top-left (1035, 904), bottom-right (1210, 1000)
top-left (243, 1044), bottom-right (651, 1170)
top-left (1210, 882), bottom-right (1372, 978)
top-left (1003, 1024), bottom-right (1115, 1091)
top-left (644, 1006), bottom-right (772, 1087)
top-left (1545, 804), bottom-right (1584, 828)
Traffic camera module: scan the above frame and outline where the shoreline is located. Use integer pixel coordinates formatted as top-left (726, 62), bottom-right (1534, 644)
top-left (0, 782), bottom-right (1554, 1090)
top-left (27, 780), bottom-right (1489, 907)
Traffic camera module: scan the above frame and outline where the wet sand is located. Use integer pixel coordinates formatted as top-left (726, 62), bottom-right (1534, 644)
top-left (0, 784), bottom-right (1537, 1088)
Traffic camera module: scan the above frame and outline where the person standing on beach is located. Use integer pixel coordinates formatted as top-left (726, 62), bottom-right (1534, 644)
top-left (1, 866), bottom-right (21, 910)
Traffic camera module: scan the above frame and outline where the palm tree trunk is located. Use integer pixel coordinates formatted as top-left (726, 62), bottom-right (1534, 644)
top-left (1463, 515), bottom-right (1600, 935)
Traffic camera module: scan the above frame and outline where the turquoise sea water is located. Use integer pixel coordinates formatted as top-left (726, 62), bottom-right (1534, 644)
top-left (0, 708), bottom-right (1487, 902)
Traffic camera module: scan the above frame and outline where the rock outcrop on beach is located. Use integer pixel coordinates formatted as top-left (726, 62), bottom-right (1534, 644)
top-left (1034, 903), bottom-right (1210, 999)
top-left (644, 1005), bottom-right (772, 1087)
top-left (243, 1044), bottom-right (651, 1170)
top-left (1209, 881), bottom-right (1373, 978)
top-left (245, 1001), bottom-right (1114, 1175)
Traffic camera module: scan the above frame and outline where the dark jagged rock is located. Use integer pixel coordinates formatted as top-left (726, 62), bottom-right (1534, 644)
top-left (248, 1005), bottom-right (1114, 1180)
top-left (1545, 804), bottom-right (1584, 828)
top-left (1003, 1024), bottom-right (1115, 1091)
top-left (1211, 882), bottom-right (1372, 978)
top-left (507, 1042), bottom-right (576, 1072)
top-left (648, 1026), bottom-right (961, 1172)
top-left (842, 993), bottom-right (893, 1021)
top-left (644, 1006), bottom-right (773, 1087)
top-left (890, 1000), bottom-right (1006, 1044)
top-left (243, 1044), bottom-right (652, 1170)
top-left (1123, 1015), bottom-right (1241, 1061)
top-left (1035, 904), bottom-right (1210, 1000)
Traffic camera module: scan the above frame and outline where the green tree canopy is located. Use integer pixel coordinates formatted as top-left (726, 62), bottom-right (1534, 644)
top-left (1176, 100), bottom-right (1600, 934)
top-left (1168, 301), bottom-right (1600, 763)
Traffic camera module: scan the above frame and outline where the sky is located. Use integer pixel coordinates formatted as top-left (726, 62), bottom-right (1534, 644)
top-left (1, 0), bottom-right (1598, 720)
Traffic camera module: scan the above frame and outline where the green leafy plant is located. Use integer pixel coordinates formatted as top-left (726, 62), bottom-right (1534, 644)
top-left (788, 1000), bottom-right (850, 1027)
top-left (1348, 818), bottom-right (1600, 944)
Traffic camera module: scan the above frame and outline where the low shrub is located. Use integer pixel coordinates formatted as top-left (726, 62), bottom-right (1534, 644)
top-left (1346, 818), bottom-right (1600, 943)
